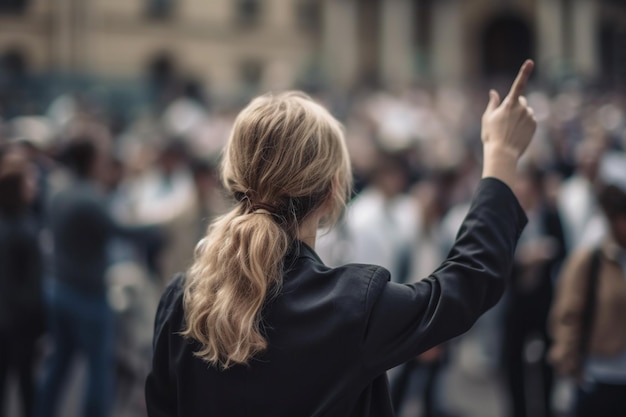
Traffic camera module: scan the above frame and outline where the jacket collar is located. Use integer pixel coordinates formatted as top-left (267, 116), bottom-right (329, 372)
top-left (287, 240), bottom-right (324, 265)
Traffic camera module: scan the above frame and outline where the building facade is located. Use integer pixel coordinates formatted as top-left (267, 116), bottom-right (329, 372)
top-left (0, 0), bottom-right (624, 99)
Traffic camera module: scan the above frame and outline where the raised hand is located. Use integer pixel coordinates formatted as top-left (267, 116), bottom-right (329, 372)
top-left (481, 59), bottom-right (537, 188)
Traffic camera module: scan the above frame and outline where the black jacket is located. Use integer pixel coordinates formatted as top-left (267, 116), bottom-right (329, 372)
top-left (146, 178), bottom-right (527, 417)
top-left (0, 212), bottom-right (43, 334)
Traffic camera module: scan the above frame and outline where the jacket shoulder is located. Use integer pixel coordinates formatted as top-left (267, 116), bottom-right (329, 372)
top-left (153, 273), bottom-right (186, 349)
top-left (559, 247), bottom-right (596, 281)
top-left (330, 263), bottom-right (391, 314)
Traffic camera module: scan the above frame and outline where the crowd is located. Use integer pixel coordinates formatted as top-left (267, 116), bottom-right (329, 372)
top-left (0, 74), bottom-right (625, 417)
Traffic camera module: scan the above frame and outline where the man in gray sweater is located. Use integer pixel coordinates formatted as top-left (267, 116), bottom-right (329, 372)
top-left (37, 139), bottom-right (160, 417)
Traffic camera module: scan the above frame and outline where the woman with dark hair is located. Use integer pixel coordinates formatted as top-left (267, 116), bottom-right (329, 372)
top-left (0, 144), bottom-right (44, 417)
top-left (146, 60), bottom-right (537, 417)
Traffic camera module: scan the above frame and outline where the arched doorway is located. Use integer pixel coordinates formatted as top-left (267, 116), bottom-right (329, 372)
top-left (600, 18), bottom-right (626, 89)
top-left (0, 0), bottom-right (30, 13)
top-left (481, 13), bottom-right (534, 78)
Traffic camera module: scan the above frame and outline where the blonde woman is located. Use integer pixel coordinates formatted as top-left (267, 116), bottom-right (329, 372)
top-left (146, 60), bottom-right (536, 417)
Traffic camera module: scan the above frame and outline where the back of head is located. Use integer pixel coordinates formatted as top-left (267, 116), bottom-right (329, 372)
top-left (368, 150), bottom-right (412, 198)
top-left (183, 91), bottom-right (352, 368)
top-left (0, 172), bottom-right (25, 216)
top-left (60, 138), bottom-right (98, 179)
top-left (0, 144), bottom-right (30, 216)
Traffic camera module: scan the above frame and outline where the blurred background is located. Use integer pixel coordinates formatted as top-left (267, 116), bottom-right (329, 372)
top-left (0, 1), bottom-right (625, 417)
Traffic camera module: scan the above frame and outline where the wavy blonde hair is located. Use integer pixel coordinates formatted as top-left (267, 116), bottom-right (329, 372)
top-left (182, 91), bottom-right (352, 368)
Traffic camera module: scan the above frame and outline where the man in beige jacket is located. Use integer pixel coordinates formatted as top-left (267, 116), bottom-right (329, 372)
top-left (549, 152), bottom-right (626, 417)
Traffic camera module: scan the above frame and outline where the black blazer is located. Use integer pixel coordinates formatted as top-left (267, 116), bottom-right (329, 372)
top-left (145, 178), bottom-right (527, 417)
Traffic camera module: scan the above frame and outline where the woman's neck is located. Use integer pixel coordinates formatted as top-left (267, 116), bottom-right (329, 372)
top-left (297, 211), bottom-right (323, 249)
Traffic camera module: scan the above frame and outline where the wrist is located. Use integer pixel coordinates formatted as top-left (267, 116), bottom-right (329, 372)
top-left (482, 144), bottom-right (519, 189)
top-left (483, 142), bottom-right (520, 160)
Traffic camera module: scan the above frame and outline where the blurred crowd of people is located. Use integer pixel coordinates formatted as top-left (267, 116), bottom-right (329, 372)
top-left (315, 81), bottom-right (626, 417)
top-left (0, 75), bottom-right (625, 417)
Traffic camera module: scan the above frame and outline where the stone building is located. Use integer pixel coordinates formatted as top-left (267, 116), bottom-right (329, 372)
top-left (326, 0), bottom-right (626, 89)
top-left (0, 0), bottom-right (624, 99)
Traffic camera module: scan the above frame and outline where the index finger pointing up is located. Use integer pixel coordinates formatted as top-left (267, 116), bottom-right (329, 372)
top-left (505, 59), bottom-right (534, 105)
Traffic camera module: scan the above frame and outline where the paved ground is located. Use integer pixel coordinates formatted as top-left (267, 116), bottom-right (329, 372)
top-left (394, 319), bottom-right (576, 417)
top-left (394, 331), bottom-right (507, 417)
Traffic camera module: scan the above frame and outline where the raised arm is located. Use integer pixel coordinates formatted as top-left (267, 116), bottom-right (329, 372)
top-left (361, 60), bottom-right (537, 373)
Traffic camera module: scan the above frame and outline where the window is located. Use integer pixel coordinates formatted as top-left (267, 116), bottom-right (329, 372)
top-left (600, 20), bottom-right (626, 88)
top-left (0, 49), bottom-right (27, 78)
top-left (239, 59), bottom-right (264, 90)
top-left (147, 0), bottom-right (174, 19)
top-left (236, 0), bottom-right (261, 27)
top-left (296, 0), bottom-right (321, 33)
top-left (0, 0), bottom-right (29, 14)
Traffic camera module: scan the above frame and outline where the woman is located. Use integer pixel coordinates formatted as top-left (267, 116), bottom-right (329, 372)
top-left (146, 60), bottom-right (537, 417)
top-left (0, 144), bottom-right (44, 417)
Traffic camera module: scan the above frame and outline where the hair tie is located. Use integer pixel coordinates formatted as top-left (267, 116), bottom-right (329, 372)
top-left (251, 202), bottom-right (279, 214)
top-left (252, 209), bottom-right (273, 216)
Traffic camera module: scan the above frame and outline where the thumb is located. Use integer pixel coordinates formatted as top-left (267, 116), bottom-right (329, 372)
top-left (485, 89), bottom-right (500, 113)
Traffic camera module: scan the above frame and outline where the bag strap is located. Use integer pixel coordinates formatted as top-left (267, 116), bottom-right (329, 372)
top-left (579, 246), bottom-right (602, 359)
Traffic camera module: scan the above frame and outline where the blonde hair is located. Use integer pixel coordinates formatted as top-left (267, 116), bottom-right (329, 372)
top-left (182, 91), bottom-right (352, 368)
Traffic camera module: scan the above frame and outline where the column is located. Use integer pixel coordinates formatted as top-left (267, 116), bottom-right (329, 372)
top-left (431, 0), bottom-right (463, 84)
top-left (52, 0), bottom-right (74, 72)
top-left (74, 0), bottom-right (91, 73)
top-left (379, 0), bottom-right (414, 88)
top-left (536, 0), bottom-right (565, 80)
top-left (571, 0), bottom-right (599, 79)
top-left (266, 0), bottom-right (292, 29)
top-left (322, 0), bottom-right (359, 89)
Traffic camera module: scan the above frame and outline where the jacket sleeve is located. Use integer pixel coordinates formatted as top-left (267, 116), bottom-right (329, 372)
top-left (360, 178), bottom-right (527, 373)
top-left (145, 275), bottom-right (185, 417)
top-left (548, 249), bottom-right (592, 377)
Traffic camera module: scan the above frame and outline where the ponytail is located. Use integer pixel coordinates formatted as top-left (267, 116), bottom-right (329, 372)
top-left (183, 206), bottom-right (290, 368)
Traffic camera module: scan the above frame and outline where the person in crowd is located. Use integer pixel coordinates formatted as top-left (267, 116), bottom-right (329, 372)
top-left (0, 144), bottom-right (44, 417)
top-left (8, 137), bottom-right (55, 230)
top-left (36, 137), bottom-right (160, 417)
top-left (549, 152), bottom-right (626, 417)
top-left (391, 178), bottom-right (451, 417)
top-left (557, 138), bottom-right (606, 251)
top-left (119, 139), bottom-right (198, 284)
top-left (340, 150), bottom-right (416, 283)
top-left (145, 60), bottom-right (536, 416)
top-left (190, 159), bottom-right (227, 240)
top-left (503, 164), bottom-right (566, 417)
